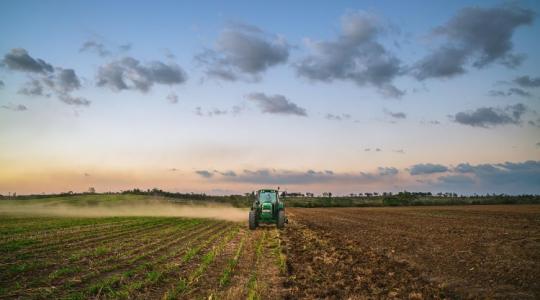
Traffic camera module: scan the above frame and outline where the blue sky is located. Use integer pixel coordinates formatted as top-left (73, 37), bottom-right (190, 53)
top-left (1, 0), bottom-right (539, 195)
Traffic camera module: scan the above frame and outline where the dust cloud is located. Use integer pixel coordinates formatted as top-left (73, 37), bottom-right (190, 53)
top-left (0, 201), bottom-right (248, 222)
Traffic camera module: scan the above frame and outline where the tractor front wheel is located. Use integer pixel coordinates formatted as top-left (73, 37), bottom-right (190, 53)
top-left (277, 210), bottom-right (285, 229)
top-left (249, 210), bottom-right (257, 230)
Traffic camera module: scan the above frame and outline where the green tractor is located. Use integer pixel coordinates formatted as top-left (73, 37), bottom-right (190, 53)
top-left (249, 189), bottom-right (287, 230)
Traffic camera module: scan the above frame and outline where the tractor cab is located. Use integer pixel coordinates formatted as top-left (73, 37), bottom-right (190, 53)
top-left (249, 189), bottom-right (287, 230)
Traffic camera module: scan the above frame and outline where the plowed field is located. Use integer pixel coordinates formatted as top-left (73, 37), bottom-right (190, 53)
top-left (1, 205), bottom-right (539, 299)
top-left (283, 205), bottom-right (540, 299)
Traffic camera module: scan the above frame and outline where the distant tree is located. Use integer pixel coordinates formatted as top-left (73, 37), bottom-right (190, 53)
top-left (88, 187), bottom-right (96, 194)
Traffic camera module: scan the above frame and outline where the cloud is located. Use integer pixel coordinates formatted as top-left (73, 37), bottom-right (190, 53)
top-left (537, 142), bottom-right (540, 147)
top-left (1, 103), bottom-right (28, 111)
top-left (514, 75), bottom-right (540, 88)
top-left (2, 48), bottom-right (53, 73)
top-left (56, 68), bottom-right (81, 92)
top-left (452, 103), bottom-right (527, 127)
top-left (18, 79), bottom-right (46, 96)
top-left (0, 80), bottom-right (4, 88)
top-left (507, 87), bottom-right (531, 97)
top-left (437, 174), bottom-right (475, 185)
top-left (325, 113), bottom-right (351, 121)
top-left (412, 4), bottom-right (534, 80)
top-left (247, 92), bottom-right (307, 116)
top-left (378, 167), bottom-right (398, 176)
top-left (58, 93), bottom-right (90, 106)
top-left (375, 148), bottom-right (381, 152)
top-left (195, 22), bottom-right (289, 82)
top-left (215, 170), bottom-right (237, 177)
top-left (80, 40), bottom-right (111, 57)
top-left (451, 161), bottom-right (540, 193)
top-left (194, 107), bottom-right (228, 117)
top-left (167, 92), bottom-right (179, 104)
top-left (295, 11), bottom-right (403, 97)
top-left (384, 108), bottom-right (406, 119)
top-left (204, 168), bottom-right (397, 185)
top-left (489, 88), bottom-right (531, 98)
top-left (392, 149), bottom-right (405, 154)
top-left (96, 57), bottom-right (187, 92)
top-left (410, 163), bottom-right (448, 175)
top-left (195, 170), bottom-right (213, 178)
top-left (119, 43), bottom-right (132, 52)
top-left (80, 40), bottom-right (132, 57)
top-left (3, 48), bottom-right (88, 106)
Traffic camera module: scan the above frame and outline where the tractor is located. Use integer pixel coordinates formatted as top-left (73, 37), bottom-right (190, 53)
top-left (249, 189), bottom-right (287, 230)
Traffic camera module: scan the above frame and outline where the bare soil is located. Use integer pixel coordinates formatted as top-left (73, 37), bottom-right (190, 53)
top-left (282, 205), bottom-right (540, 299)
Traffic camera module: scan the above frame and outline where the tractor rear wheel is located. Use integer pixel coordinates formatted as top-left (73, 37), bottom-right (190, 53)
top-left (249, 210), bottom-right (257, 230)
top-left (277, 210), bottom-right (285, 229)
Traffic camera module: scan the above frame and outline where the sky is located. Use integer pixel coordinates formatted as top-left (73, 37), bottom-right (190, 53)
top-left (0, 0), bottom-right (539, 195)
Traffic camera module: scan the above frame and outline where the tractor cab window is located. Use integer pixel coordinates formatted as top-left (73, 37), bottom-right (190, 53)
top-left (259, 191), bottom-right (277, 203)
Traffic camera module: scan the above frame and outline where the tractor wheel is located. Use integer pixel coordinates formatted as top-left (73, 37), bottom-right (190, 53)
top-left (249, 210), bottom-right (257, 230)
top-left (277, 210), bottom-right (285, 229)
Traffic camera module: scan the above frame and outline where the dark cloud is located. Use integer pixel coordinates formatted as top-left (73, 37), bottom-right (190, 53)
top-left (507, 87), bottom-right (531, 97)
top-left (413, 46), bottom-right (468, 80)
top-left (452, 103), bottom-right (527, 128)
top-left (412, 5), bottom-right (534, 80)
top-left (1, 103), bottom-right (28, 111)
top-left (204, 168), bottom-right (396, 185)
top-left (195, 170), bottom-right (213, 178)
top-left (410, 163), bottom-right (448, 175)
top-left (0, 80), bottom-right (4, 88)
top-left (58, 93), bottom-right (90, 106)
top-left (437, 174), bottom-right (475, 185)
top-left (215, 170), bottom-right (237, 177)
top-left (80, 41), bottom-right (111, 57)
top-left (247, 93), bottom-right (307, 116)
top-left (325, 113), bottom-right (351, 121)
top-left (489, 88), bottom-right (531, 98)
top-left (375, 148), bottom-right (382, 152)
top-left (56, 68), bottom-right (81, 92)
top-left (488, 90), bottom-right (507, 97)
top-left (18, 79), bottom-right (46, 96)
top-left (529, 119), bottom-right (540, 128)
top-left (96, 57), bottom-right (187, 92)
top-left (384, 108), bottom-right (406, 119)
top-left (2, 48), bottom-right (53, 73)
top-left (514, 75), bottom-right (540, 88)
top-left (378, 167), bottom-right (398, 176)
top-left (295, 12), bottom-right (404, 97)
top-left (536, 142), bottom-right (540, 147)
top-left (167, 92), bottom-right (178, 104)
top-left (295, 12), bottom-right (403, 98)
top-left (452, 160), bottom-right (540, 193)
top-left (195, 23), bottom-right (289, 82)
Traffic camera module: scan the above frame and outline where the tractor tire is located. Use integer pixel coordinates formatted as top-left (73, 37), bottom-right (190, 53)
top-left (249, 210), bottom-right (257, 230)
top-left (277, 210), bottom-right (285, 229)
